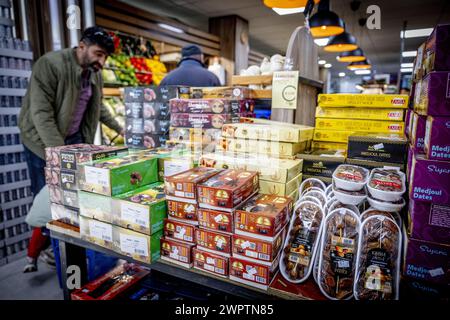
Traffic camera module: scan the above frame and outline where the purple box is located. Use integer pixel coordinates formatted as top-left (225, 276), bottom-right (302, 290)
top-left (423, 24), bottom-right (450, 76)
top-left (407, 145), bottom-right (416, 184)
top-left (404, 237), bottom-right (449, 286)
top-left (424, 116), bottom-right (450, 161)
top-left (409, 154), bottom-right (450, 205)
top-left (169, 99), bottom-right (254, 114)
top-left (405, 109), bottom-right (412, 138)
top-left (409, 199), bottom-right (450, 244)
top-left (170, 113), bottom-right (240, 129)
top-left (415, 71), bottom-right (450, 116)
top-left (411, 112), bottom-right (426, 152)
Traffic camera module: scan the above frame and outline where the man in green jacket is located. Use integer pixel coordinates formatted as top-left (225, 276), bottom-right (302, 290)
top-left (19, 26), bottom-right (123, 272)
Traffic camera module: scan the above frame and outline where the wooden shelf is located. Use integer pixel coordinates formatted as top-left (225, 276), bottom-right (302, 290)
top-left (250, 89), bottom-right (272, 99)
top-left (231, 75), bottom-right (273, 86)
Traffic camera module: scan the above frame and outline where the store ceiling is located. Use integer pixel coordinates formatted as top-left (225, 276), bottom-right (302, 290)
top-left (121, 0), bottom-right (450, 75)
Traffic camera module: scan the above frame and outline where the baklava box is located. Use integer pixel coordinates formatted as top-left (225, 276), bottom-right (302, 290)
top-left (423, 24), bottom-right (450, 75)
top-left (197, 169), bottom-right (259, 211)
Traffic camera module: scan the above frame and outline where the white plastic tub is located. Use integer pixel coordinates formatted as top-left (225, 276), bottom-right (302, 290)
top-left (367, 168), bottom-right (406, 202)
top-left (333, 165), bottom-right (369, 191)
top-left (328, 201), bottom-right (360, 216)
top-left (302, 190), bottom-right (327, 208)
top-left (332, 182), bottom-right (367, 206)
top-left (367, 195), bottom-right (406, 213)
top-left (299, 178), bottom-right (326, 195)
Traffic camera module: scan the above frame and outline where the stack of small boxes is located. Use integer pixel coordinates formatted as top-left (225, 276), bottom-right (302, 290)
top-left (168, 86), bottom-right (255, 154)
top-left (403, 24), bottom-right (450, 296)
top-left (75, 151), bottom-right (164, 264)
top-left (299, 93), bottom-right (409, 184)
top-left (124, 86), bottom-right (189, 149)
top-left (213, 118), bottom-right (313, 200)
top-left (45, 144), bottom-right (128, 228)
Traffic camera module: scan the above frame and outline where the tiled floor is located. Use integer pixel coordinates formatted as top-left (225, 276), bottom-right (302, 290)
top-left (0, 257), bottom-right (63, 300)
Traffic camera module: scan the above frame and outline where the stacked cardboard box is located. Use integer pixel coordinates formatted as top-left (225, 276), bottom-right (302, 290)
top-left (404, 24), bottom-right (450, 291)
top-left (45, 144), bottom-right (128, 228)
top-left (167, 87), bottom-right (255, 154)
top-left (161, 167), bottom-right (222, 268)
top-left (76, 151), bottom-right (163, 264)
top-left (124, 86), bottom-right (189, 149)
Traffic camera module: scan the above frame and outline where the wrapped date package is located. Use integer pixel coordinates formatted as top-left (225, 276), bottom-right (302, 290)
top-left (318, 208), bottom-right (361, 300)
top-left (354, 215), bottom-right (402, 300)
top-left (360, 209), bottom-right (402, 228)
top-left (367, 168), bottom-right (406, 202)
top-left (280, 201), bottom-right (325, 283)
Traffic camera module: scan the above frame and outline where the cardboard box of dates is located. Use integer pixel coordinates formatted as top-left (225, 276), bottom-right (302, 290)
top-left (198, 208), bottom-right (233, 234)
top-left (234, 194), bottom-right (293, 241)
top-left (318, 94), bottom-right (409, 109)
top-left (347, 133), bottom-right (408, 163)
top-left (193, 248), bottom-right (229, 278)
top-left (195, 228), bottom-right (232, 258)
top-left (197, 169), bottom-right (259, 212)
top-left (160, 237), bottom-right (195, 268)
top-left (315, 106), bottom-right (405, 121)
top-left (408, 200), bottom-right (450, 244)
top-left (78, 153), bottom-right (159, 196)
top-left (163, 218), bottom-right (196, 244)
top-left (167, 199), bottom-right (199, 224)
top-left (164, 167), bottom-right (222, 203)
top-left (315, 118), bottom-right (405, 134)
top-left (424, 116), bottom-right (450, 161)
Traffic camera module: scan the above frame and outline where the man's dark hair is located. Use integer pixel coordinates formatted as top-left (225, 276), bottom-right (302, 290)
top-left (80, 26), bottom-right (115, 55)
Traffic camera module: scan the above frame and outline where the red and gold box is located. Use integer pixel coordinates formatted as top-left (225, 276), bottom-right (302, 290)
top-left (197, 169), bottom-right (259, 211)
top-left (167, 199), bottom-right (198, 224)
top-left (160, 237), bottom-right (194, 268)
top-left (198, 208), bottom-right (233, 234)
top-left (71, 263), bottom-right (149, 300)
top-left (193, 248), bottom-right (229, 278)
top-left (232, 227), bottom-right (286, 264)
top-left (164, 167), bottom-right (222, 203)
top-left (163, 218), bottom-right (196, 244)
top-left (195, 228), bottom-right (231, 257)
top-left (229, 255), bottom-right (280, 290)
top-left (234, 194), bottom-right (293, 241)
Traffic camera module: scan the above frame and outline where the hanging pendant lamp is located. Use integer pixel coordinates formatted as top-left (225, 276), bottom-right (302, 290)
top-left (347, 59), bottom-right (372, 70)
top-left (324, 31), bottom-right (358, 52)
top-left (337, 48), bottom-right (366, 62)
top-left (308, 0), bottom-right (345, 37)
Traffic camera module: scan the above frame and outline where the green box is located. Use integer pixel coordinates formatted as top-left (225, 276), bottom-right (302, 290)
top-left (78, 191), bottom-right (113, 223)
top-left (113, 183), bottom-right (167, 235)
top-left (77, 153), bottom-right (159, 196)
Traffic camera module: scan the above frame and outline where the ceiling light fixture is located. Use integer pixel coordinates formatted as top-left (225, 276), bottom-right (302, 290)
top-left (324, 31), bottom-right (358, 52)
top-left (401, 68), bottom-right (413, 73)
top-left (401, 63), bottom-right (414, 68)
top-left (314, 38), bottom-right (329, 46)
top-left (347, 59), bottom-right (371, 70)
top-left (272, 7), bottom-right (305, 15)
top-left (402, 51), bottom-right (417, 57)
top-left (337, 48), bottom-right (366, 62)
top-left (318, 59), bottom-right (326, 65)
top-left (339, 72), bottom-right (346, 77)
top-left (158, 23), bottom-right (184, 34)
top-left (263, 0), bottom-right (318, 8)
top-left (324, 63), bottom-right (332, 68)
top-left (400, 28), bottom-right (433, 39)
top-left (354, 69), bottom-right (371, 75)
top-left (308, 0), bottom-right (345, 38)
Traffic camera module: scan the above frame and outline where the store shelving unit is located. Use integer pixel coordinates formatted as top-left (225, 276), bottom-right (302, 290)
top-left (49, 226), bottom-right (279, 301)
top-left (0, 0), bottom-right (34, 266)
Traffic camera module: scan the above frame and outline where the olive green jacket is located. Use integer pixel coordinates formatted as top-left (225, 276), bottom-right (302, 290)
top-left (19, 48), bottom-right (122, 159)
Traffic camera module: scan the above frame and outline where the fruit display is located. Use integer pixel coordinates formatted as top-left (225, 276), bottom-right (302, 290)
top-left (102, 96), bottom-right (126, 145)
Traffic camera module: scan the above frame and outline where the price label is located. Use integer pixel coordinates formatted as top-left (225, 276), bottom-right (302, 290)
top-left (206, 257), bottom-right (216, 265)
top-left (89, 220), bottom-right (112, 242)
top-left (121, 202), bottom-right (149, 228)
top-left (272, 71), bottom-right (299, 110)
top-left (119, 233), bottom-right (149, 257)
top-left (84, 166), bottom-right (110, 187)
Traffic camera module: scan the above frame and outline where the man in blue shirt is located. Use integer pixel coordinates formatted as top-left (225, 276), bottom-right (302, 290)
top-left (160, 45), bottom-right (221, 87)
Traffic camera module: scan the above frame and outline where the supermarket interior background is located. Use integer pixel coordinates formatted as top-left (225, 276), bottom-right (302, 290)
top-left (0, 0), bottom-right (449, 303)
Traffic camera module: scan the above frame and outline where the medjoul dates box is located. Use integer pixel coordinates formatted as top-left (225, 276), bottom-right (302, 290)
top-left (410, 112), bottom-right (427, 152)
top-left (78, 153), bottom-right (158, 196)
top-left (424, 116), bottom-right (450, 161)
top-left (197, 169), bottom-right (259, 211)
top-left (415, 71), bottom-right (450, 116)
top-left (423, 24), bottom-right (450, 76)
top-left (347, 133), bottom-right (408, 163)
top-left (404, 237), bottom-right (450, 286)
top-left (408, 200), bottom-right (450, 244)
top-left (409, 154), bottom-right (450, 205)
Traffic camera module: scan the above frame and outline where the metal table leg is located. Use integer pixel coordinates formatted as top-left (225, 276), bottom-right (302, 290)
top-left (58, 239), bottom-right (88, 300)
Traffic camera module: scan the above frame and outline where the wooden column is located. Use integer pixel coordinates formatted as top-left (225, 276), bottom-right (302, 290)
top-left (209, 15), bottom-right (249, 85)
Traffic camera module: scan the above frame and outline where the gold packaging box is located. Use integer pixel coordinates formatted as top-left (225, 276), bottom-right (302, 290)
top-left (313, 129), bottom-right (355, 143)
top-left (318, 94), bottom-right (409, 108)
top-left (315, 118), bottom-right (404, 134)
top-left (217, 137), bottom-right (309, 157)
top-left (199, 152), bottom-right (303, 183)
top-left (259, 173), bottom-right (302, 196)
top-left (315, 106), bottom-right (405, 121)
top-left (311, 141), bottom-right (348, 152)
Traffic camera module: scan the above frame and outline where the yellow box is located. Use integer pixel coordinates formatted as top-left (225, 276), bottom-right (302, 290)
top-left (222, 122), bottom-right (314, 143)
top-left (217, 138), bottom-right (309, 157)
top-left (259, 173), bottom-right (302, 196)
top-left (315, 118), bottom-right (404, 134)
top-left (318, 94), bottom-right (409, 109)
top-left (199, 152), bottom-right (303, 183)
top-left (313, 129), bottom-right (355, 143)
top-left (311, 141), bottom-right (348, 152)
top-left (315, 106), bottom-right (405, 121)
